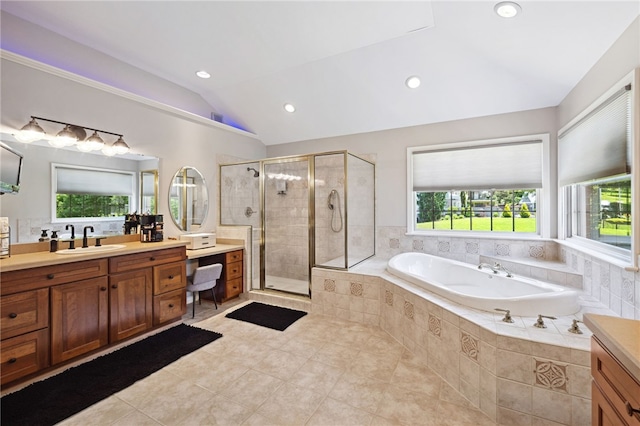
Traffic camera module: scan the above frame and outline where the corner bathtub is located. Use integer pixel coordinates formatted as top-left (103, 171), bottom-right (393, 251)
top-left (386, 253), bottom-right (580, 317)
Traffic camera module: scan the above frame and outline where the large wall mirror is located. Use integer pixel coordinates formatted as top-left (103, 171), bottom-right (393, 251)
top-left (169, 166), bottom-right (208, 231)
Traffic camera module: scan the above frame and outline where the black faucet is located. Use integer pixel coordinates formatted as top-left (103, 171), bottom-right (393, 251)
top-left (83, 226), bottom-right (94, 248)
top-left (65, 224), bottom-right (75, 249)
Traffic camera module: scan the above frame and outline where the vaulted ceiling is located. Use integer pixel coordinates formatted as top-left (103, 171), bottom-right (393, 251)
top-left (1, 1), bottom-right (639, 145)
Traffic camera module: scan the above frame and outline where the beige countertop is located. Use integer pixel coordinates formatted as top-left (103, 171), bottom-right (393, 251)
top-left (584, 313), bottom-right (640, 380)
top-left (186, 244), bottom-right (244, 259)
top-left (0, 240), bottom-right (188, 272)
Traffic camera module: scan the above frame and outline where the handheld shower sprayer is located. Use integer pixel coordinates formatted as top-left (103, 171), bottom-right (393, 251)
top-left (328, 190), bottom-right (343, 232)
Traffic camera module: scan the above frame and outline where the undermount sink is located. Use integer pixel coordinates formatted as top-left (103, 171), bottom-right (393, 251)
top-left (55, 244), bottom-right (127, 255)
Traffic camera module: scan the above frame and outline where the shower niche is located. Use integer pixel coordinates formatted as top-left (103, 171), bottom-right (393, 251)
top-left (220, 151), bottom-right (375, 297)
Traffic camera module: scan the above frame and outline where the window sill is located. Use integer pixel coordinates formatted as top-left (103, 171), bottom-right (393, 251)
top-left (405, 229), bottom-right (548, 241)
top-left (555, 238), bottom-right (635, 271)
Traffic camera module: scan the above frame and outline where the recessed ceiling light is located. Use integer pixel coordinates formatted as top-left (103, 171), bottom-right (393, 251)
top-left (195, 70), bottom-right (211, 79)
top-left (283, 103), bottom-right (296, 113)
top-left (405, 76), bottom-right (421, 89)
top-left (494, 1), bottom-right (521, 18)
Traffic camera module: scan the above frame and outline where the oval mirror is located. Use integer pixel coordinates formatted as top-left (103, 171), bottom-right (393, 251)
top-left (169, 166), bottom-right (209, 231)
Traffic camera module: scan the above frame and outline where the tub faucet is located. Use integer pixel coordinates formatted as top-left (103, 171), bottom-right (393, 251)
top-left (494, 263), bottom-right (513, 278)
top-left (82, 226), bottom-right (94, 248)
top-left (478, 263), bottom-right (499, 274)
top-left (65, 224), bottom-right (75, 249)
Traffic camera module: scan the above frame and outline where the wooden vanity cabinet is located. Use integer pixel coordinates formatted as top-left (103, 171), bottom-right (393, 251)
top-left (1, 288), bottom-right (50, 385)
top-left (152, 261), bottom-right (187, 325)
top-left (591, 336), bottom-right (640, 426)
top-left (199, 249), bottom-right (244, 302)
top-left (109, 269), bottom-right (153, 342)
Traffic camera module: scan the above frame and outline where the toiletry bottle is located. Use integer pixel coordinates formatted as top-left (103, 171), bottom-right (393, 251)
top-left (50, 230), bottom-right (58, 252)
top-left (39, 229), bottom-right (49, 242)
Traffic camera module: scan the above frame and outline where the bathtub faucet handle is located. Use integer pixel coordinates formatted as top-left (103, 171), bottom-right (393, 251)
top-left (494, 308), bottom-right (514, 323)
top-left (568, 319), bottom-right (583, 334)
top-left (478, 263), bottom-right (499, 273)
top-left (534, 314), bottom-right (557, 329)
top-left (494, 263), bottom-right (513, 278)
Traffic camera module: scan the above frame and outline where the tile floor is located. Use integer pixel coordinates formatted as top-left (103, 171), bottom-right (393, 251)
top-left (58, 298), bottom-right (498, 426)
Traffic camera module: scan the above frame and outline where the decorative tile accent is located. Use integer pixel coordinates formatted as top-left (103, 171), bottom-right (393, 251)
top-left (324, 279), bottom-right (336, 292)
top-left (428, 314), bottom-right (441, 337)
top-left (389, 238), bottom-right (400, 249)
top-left (403, 301), bottom-right (414, 319)
top-left (412, 239), bottom-right (424, 251)
top-left (496, 243), bottom-right (510, 256)
top-left (385, 289), bottom-right (394, 306)
top-left (623, 278), bottom-right (634, 302)
top-left (584, 260), bottom-right (592, 278)
top-left (465, 242), bottom-right (479, 254)
top-left (534, 359), bottom-right (568, 393)
top-left (437, 241), bottom-right (450, 253)
top-left (600, 269), bottom-right (610, 288)
top-left (460, 332), bottom-right (479, 362)
top-left (529, 245), bottom-right (544, 258)
top-left (350, 282), bottom-right (364, 297)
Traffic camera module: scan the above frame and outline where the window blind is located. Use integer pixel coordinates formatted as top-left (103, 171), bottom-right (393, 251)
top-left (558, 85), bottom-right (631, 186)
top-left (412, 140), bottom-right (543, 191)
top-left (56, 166), bottom-right (134, 196)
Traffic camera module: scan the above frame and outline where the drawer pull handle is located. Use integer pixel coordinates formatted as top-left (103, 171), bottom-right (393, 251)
top-left (8, 358), bottom-right (17, 364)
top-left (112, 285), bottom-right (118, 289)
top-left (626, 402), bottom-right (640, 418)
top-left (168, 304), bottom-right (174, 308)
top-left (47, 273), bottom-right (55, 279)
top-left (100, 286), bottom-right (107, 291)
top-left (150, 257), bottom-right (156, 261)
top-left (168, 275), bottom-right (174, 279)
top-left (9, 313), bottom-right (17, 319)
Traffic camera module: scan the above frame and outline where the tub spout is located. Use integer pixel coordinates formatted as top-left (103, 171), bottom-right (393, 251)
top-left (478, 263), bottom-right (499, 274)
top-left (495, 263), bottom-right (513, 278)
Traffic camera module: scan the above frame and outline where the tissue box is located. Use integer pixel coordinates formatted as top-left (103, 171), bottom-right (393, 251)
top-left (179, 232), bottom-right (216, 250)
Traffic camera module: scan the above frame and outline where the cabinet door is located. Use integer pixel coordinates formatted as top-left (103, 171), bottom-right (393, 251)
top-left (51, 277), bottom-right (109, 364)
top-left (592, 381), bottom-right (629, 426)
top-left (109, 269), bottom-right (153, 342)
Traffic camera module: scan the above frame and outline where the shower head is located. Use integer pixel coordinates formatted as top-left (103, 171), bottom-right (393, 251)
top-left (247, 167), bottom-right (259, 178)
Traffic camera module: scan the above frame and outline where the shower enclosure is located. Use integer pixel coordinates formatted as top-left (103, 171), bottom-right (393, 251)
top-left (220, 151), bottom-right (375, 297)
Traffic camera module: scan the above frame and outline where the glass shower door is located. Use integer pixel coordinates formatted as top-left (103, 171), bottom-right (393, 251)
top-left (262, 157), bottom-right (310, 296)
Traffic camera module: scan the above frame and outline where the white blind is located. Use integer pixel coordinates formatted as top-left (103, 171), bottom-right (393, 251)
top-left (56, 166), bottom-right (134, 196)
top-left (558, 86), bottom-right (631, 186)
top-left (412, 140), bottom-right (543, 191)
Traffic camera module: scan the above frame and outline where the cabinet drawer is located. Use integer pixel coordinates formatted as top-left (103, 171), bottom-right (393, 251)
top-left (226, 278), bottom-right (243, 299)
top-left (1, 328), bottom-right (49, 385)
top-left (225, 250), bottom-right (243, 264)
top-left (1, 288), bottom-right (49, 340)
top-left (153, 289), bottom-right (186, 325)
top-left (1, 259), bottom-right (108, 296)
top-left (153, 262), bottom-right (186, 295)
top-left (225, 261), bottom-right (243, 280)
top-left (591, 337), bottom-right (640, 425)
top-left (109, 246), bottom-right (186, 274)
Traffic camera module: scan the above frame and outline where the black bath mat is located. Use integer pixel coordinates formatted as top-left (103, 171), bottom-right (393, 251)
top-left (1, 324), bottom-right (222, 426)
top-left (226, 302), bottom-right (307, 331)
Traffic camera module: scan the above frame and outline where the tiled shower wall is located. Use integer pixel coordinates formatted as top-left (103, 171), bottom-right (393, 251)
top-left (376, 225), bottom-right (640, 320)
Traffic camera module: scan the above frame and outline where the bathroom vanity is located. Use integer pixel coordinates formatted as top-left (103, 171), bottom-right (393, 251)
top-left (0, 241), bottom-right (188, 386)
top-left (584, 314), bottom-right (640, 426)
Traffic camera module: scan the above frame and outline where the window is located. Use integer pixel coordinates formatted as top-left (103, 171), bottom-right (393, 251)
top-left (52, 164), bottom-right (135, 221)
top-left (408, 134), bottom-right (549, 235)
top-left (559, 73), bottom-right (636, 259)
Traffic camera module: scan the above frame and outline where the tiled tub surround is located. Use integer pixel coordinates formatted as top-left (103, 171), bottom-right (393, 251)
top-left (311, 259), bottom-right (616, 425)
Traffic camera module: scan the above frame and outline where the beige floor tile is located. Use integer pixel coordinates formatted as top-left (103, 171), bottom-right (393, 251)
top-left (58, 395), bottom-right (136, 426)
top-left (311, 341), bottom-right (361, 369)
top-left (434, 400), bottom-right (497, 426)
top-left (350, 347), bottom-right (402, 382)
top-left (438, 382), bottom-right (476, 410)
top-left (390, 359), bottom-right (442, 397)
top-left (329, 371), bottom-right (389, 413)
top-left (370, 415), bottom-right (404, 425)
top-left (177, 393), bottom-right (253, 425)
top-left (241, 411), bottom-right (279, 426)
top-left (253, 348), bottom-right (308, 380)
top-left (306, 397), bottom-right (374, 426)
top-left (220, 369), bottom-right (284, 411)
top-left (360, 333), bottom-right (406, 358)
top-left (375, 383), bottom-right (440, 426)
top-left (288, 358), bottom-right (345, 396)
top-left (277, 333), bottom-right (326, 358)
top-left (110, 409), bottom-right (163, 425)
top-left (116, 369), bottom-right (185, 408)
top-left (256, 382), bottom-right (325, 425)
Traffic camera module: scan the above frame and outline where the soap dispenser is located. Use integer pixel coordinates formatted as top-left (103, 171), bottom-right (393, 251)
top-left (39, 229), bottom-right (49, 242)
top-left (50, 230), bottom-right (59, 252)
